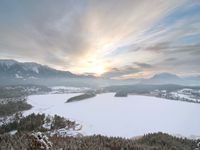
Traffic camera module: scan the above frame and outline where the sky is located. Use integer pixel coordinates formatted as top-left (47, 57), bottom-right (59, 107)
top-left (0, 0), bottom-right (200, 79)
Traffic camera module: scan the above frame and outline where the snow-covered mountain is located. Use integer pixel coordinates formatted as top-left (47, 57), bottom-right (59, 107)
top-left (141, 72), bottom-right (200, 85)
top-left (0, 59), bottom-right (78, 79)
top-left (140, 73), bottom-right (182, 85)
top-left (151, 73), bottom-right (180, 80)
top-left (0, 59), bottom-right (199, 86)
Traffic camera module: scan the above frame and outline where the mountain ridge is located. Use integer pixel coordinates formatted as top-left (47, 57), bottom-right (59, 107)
top-left (0, 59), bottom-right (200, 86)
top-left (0, 59), bottom-right (88, 79)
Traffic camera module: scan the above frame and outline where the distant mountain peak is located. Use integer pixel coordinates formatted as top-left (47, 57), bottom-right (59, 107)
top-left (140, 72), bottom-right (183, 85)
top-left (152, 72), bottom-right (180, 79)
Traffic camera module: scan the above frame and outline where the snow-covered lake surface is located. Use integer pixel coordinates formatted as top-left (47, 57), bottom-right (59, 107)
top-left (25, 93), bottom-right (200, 138)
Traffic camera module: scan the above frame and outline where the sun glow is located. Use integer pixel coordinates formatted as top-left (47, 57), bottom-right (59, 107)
top-left (68, 61), bottom-right (107, 76)
top-left (92, 65), bottom-right (106, 76)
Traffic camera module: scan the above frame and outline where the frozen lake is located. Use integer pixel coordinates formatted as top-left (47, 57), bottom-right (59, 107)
top-left (25, 93), bottom-right (200, 138)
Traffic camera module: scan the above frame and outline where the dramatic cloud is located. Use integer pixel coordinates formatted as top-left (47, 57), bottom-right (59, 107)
top-left (102, 67), bottom-right (141, 78)
top-left (0, 0), bottom-right (199, 77)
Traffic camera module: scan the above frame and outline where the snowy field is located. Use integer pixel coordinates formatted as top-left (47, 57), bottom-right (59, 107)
top-left (24, 93), bottom-right (200, 138)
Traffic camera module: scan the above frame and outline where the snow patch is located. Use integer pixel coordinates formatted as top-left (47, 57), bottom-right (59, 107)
top-left (15, 74), bottom-right (23, 79)
top-left (32, 132), bottom-right (52, 149)
top-left (9, 130), bottom-right (17, 135)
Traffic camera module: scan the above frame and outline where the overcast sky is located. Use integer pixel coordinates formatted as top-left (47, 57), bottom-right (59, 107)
top-left (0, 0), bottom-right (200, 78)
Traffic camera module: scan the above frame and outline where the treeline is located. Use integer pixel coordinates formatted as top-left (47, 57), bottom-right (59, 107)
top-left (51, 115), bottom-right (76, 130)
top-left (0, 113), bottom-right (77, 134)
top-left (0, 132), bottom-right (198, 150)
top-left (0, 84), bottom-right (51, 99)
top-left (105, 84), bottom-right (200, 94)
top-left (0, 113), bottom-right (45, 134)
top-left (0, 88), bottom-right (24, 98)
top-left (50, 133), bottom-right (198, 150)
top-left (0, 101), bottom-right (32, 117)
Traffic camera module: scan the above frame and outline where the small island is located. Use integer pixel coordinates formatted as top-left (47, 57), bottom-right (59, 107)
top-left (115, 91), bottom-right (128, 97)
top-left (66, 93), bottom-right (96, 103)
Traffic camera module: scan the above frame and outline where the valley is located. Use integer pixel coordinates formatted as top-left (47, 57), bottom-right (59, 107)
top-left (24, 92), bottom-right (200, 139)
top-left (1, 0), bottom-right (200, 148)
top-left (0, 71), bottom-right (200, 149)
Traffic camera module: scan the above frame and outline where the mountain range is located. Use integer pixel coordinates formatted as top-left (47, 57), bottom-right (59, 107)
top-left (0, 59), bottom-right (94, 79)
top-left (0, 59), bottom-right (199, 86)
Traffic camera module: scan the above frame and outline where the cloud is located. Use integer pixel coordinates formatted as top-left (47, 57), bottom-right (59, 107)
top-left (134, 62), bottom-right (153, 68)
top-left (102, 66), bottom-right (141, 78)
top-left (0, 0), bottom-right (199, 77)
top-left (164, 57), bottom-right (177, 62)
